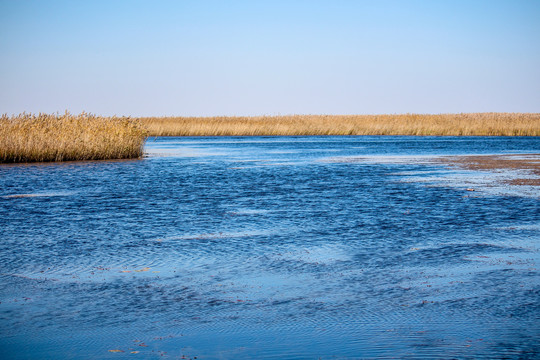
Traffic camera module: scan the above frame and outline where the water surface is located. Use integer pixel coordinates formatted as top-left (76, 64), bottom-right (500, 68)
top-left (1, 136), bottom-right (539, 359)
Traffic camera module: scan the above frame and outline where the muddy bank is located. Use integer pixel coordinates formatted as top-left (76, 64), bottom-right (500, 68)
top-left (437, 154), bottom-right (540, 186)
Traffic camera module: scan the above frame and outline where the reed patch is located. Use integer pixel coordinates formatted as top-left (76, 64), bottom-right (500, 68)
top-left (0, 112), bottom-right (147, 163)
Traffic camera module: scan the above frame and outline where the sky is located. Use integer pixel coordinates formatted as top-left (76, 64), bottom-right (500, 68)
top-left (1, 0), bottom-right (539, 116)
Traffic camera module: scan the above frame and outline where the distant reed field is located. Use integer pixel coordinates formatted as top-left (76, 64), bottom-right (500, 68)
top-left (141, 113), bottom-right (540, 137)
top-left (0, 113), bottom-right (147, 163)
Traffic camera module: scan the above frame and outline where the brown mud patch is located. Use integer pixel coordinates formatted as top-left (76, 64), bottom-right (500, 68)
top-left (437, 154), bottom-right (540, 186)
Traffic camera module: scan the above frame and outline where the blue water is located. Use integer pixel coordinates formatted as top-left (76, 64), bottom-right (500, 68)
top-left (1, 136), bottom-right (539, 359)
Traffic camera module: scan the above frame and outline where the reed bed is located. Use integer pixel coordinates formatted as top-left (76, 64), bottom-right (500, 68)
top-left (0, 113), bottom-right (147, 163)
top-left (141, 113), bottom-right (540, 137)
top-left (1, 112), bottom-right (537, 163)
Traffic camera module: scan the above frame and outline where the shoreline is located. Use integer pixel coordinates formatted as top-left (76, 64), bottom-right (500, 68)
top-left (140, 113), bottom-right (540, 137)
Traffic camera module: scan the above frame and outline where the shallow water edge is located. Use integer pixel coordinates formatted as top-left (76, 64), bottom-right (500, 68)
top-left (1, 136), bottom-right (538, 359)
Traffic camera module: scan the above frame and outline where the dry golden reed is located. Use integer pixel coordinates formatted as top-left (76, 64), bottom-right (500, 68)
top-left (1, 112), bottom-right (538, 163)
top-left (0, 112), bottom-right (147, 163)
top-left (141, 113), bottom-right (540, 137)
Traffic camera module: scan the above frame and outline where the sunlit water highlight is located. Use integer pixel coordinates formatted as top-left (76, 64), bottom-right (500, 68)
top-left (1, 136), bottom-right (539, 359)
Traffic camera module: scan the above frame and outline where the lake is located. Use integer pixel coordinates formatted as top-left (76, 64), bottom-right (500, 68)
top-left (1, 136), bottom-right (539, 359)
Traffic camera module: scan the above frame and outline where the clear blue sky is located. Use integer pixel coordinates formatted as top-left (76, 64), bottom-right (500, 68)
top-left (1, 0), bottom-right (539, 116)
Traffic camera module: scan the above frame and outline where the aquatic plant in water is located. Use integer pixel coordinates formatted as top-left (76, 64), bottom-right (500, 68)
top-left (0, 112), bottom-right (147, 163)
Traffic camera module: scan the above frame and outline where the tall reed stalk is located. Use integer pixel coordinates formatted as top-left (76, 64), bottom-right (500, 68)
top-left (0, 112), bottom-right (147, 163)
top-left (140, 113), bottom-right (540, 137)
